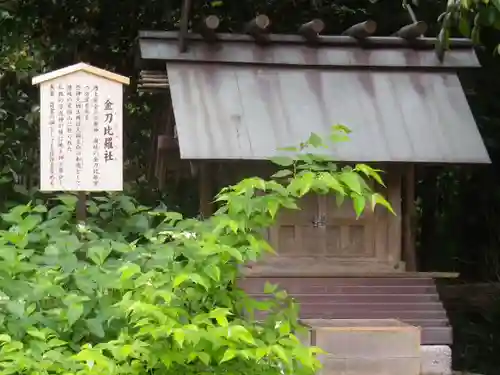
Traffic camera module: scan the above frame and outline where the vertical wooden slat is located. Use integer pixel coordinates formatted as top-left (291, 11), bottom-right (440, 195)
top-left (317, 195), bottom-right (328, 255)
top-left (199, 162), bottom-right (213, 218)
top-left (178, 0), bottom-right (192, 52)
top-left (403, 164), bottom-right (417, 271)
top-left (386, 166), bottom-right (403, 268)
top-left (76, 192), bottom-right (87, 221)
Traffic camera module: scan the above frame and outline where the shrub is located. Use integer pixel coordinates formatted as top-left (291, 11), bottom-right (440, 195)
top-left (0, 126), bottom-right (391, 375)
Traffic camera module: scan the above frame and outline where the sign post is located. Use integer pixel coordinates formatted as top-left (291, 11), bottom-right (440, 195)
top-left (32, 63), bottom-right (130, 220)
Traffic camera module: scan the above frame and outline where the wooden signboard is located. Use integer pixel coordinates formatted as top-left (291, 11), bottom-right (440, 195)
top-left (32, 63), bottom-right (130, 192)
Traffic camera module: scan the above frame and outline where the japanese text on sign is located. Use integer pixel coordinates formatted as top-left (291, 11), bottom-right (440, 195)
top-left (39, 71), bottom-right (123, 191)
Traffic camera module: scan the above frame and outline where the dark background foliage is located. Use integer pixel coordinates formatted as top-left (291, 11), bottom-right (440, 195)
top-left (2, 0), bottom-right (500, 373)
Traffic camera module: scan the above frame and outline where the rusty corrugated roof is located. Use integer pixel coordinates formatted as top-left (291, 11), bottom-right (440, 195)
top-left (167, 63), bottom-right (490, 163)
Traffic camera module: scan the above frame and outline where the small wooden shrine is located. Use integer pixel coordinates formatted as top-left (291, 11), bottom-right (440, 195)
top-left (134, 6), bottom-right (490, 346)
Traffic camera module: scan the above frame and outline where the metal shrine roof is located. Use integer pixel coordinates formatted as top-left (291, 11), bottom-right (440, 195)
top-left (136, 16), bottom-right (490, 164)
top-left (167, 64), bottom-right (489, 163)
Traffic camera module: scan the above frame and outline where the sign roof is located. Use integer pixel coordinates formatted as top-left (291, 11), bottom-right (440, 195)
top-left (32, 62), bottom-right (130, 86)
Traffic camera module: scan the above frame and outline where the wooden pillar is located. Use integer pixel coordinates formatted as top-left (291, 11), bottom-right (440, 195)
top-left (199, 162), bottom-right (213, 218)
top-left (386, 165), bottom-right (403, 269)
top-left (402, 164), bottom-right (417, 271)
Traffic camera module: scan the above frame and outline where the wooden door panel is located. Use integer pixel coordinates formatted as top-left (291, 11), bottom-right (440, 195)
top-left (249, 188), bottom-right (402, 276)
top-left (318, 195), bottom-right (376, 260)
top-left (276, 193), bottom-right (318, 225)
top-left (323, 224), bottom-right (373, 257)
top-left (268, 194), bottom-right (319, 256)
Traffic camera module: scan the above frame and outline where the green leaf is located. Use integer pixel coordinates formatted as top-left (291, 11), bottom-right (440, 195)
top-left (27, 329), bottom-right (46, 340)
top-left (226, 247), bottom-right (244, 262)
top-left (471, 25), bottom-right (481, 44)
top-left (340, 172), bottom-right (362, 195)
top-left (118, 196), bottom-right (136, 214)
top-left (293, 346), bottom-right (314, 368)
top-left (335, 192), bottom-right (345, 208)
top-left (173, 273), bottom-right (189, 287)
top-left (276, 290), bottom-right (288, 300)
top-left (220, 349), bottom-right (237, 363)
top-left (6, 300), bottom-right (25, 318)
top-left (57, 194), bottom-right (79, 208)
top-left (297, 172), bottom-right (314, 197)
top-left (19, 214), bottom-right (42, 233)
top-left (173, 330), bottom-right (185, 348)
top-left (267, 200), bottom-right (280, 219)
top-left (230, 325), bottom-right (255, 345)
top-left (278, 321), bottom-right (291, 336)
top-left (126, 214), bottom-right (150, 232)
top-left (272, 169), bottom-right (293, 179)
top-left (264, 281), bottom-right (278, 294)
top-left (256, 347), bottom-right (268, 360)
top-left (47, 338), bottom-right (67, 348)
top-left (87, 245), bottom-right (112, 266)
top-left (198, 352), bottom-right (211, 365)
top-left (331, 124), bottom-right (351, 134)
top-left (119, 263), bottom-right (142, 281)
top-left (320, 173), bottom-right (345, 194)
top-left (371, 193), bottom-right (395, 215)
top-left (2, 204), bottom-right (30, 224)
top-left (270, 156), bottom-right (294, 167)
top-left (278, 146), bottom-right (298, 152)
top-left (32, 204), bottom-right (47, 213)
top-left (0, 246), bottom-right (16, 262)
top-left (173, 273), bottom-right (209, 289)
top-left (67, 303), bottom-right (84, 326)
top-left (205, 264), bottom-right (221, 282)
top-left (86, 318), bottom-right (105, 338)
top-left (272, 345), bottom-right (290, 364)
top-left (210, 308), bottom-right (231, 326)
top-left (493, 0), bottom-right (500, 13)
top-left (306, 132), bottom-right (323, 148)
top-left (354, 164), bottom-right (385, 187)
top-left (0, 334), bottom-right (11, 343)
top-left (459, 15), bottom-right (471, 37)
top-left (352, 195), bottom-right (366, 218)
top-left (111, 241), bottom-right (133, 253)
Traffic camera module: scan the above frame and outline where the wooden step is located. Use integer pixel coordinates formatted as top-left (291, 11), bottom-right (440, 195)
top-left (297, 309), bottom-right (448, 320)
top-left (296, 302), bottom-right (445, 312)
top-left (240, 276), bottom-right (453, 345)
top-left (244, 284), bottom-right (438, 295)
top-left (253, 293), bottom-right (441, 303)
top-left (239, 277), bottom-right (436, 292)
top-left (404, 319), bottom-right (450, 327)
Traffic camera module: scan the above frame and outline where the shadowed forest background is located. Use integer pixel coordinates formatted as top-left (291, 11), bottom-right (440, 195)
top-left (2, 0), bottom-right (500, 373)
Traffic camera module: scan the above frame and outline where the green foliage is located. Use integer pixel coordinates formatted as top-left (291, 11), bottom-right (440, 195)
top-left (437, 0), bottom-right (500, 50)
top-left (268, 125), bottom-right (392, 218)
top-left (0, 129), bottom-right (391, 374)
top-left (0, 0), bottom-right (435, 216)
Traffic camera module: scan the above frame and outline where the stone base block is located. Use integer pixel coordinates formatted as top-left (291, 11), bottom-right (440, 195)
top-left (319, 355), bottom-right (421, 375)
top-left (420, 345), bottom-right (452, 375)
top-left (300, 319), bottom-right (421, 375)
top-left (302, 319), bottom-right (421, 358)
